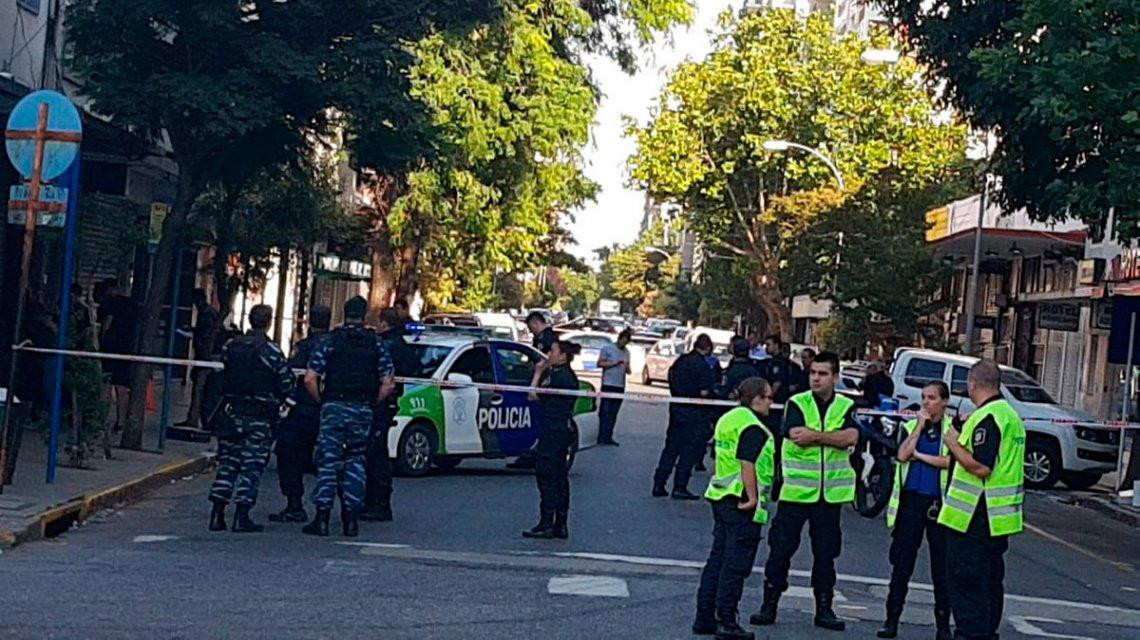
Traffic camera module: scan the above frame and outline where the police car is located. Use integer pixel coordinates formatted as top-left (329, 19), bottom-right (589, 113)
top-left (388, 326), bottom-right (600, 476)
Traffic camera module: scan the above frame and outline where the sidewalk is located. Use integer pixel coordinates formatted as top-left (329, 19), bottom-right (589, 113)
top-left (0, 376), bottom-right (215, 547)
top-left (1065, 434), bottom-right (1139, 528)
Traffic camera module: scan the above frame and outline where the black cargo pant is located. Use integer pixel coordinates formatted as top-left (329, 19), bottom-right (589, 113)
top-left (535, 425), bottom-right (573, 514)
top-left (364, 404), bottom-right (395, 510)
top-left (697, 498), bottom-right (763, 623)
top-left (274, 407), bottom-right (318, 501)
top-left (654, 407), bottom-right (705, 492)
top-left (888, 490), bottom-right (949, 613)
top-left (947, 527), bottom-right (1009, 640)
top-left (763, 501), bottom-right (843, 594)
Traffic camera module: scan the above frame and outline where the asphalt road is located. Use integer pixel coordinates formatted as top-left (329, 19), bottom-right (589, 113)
top-left (2, 381), bottom-right (1138, 639)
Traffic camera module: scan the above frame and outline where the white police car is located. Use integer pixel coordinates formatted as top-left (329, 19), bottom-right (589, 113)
top-left (388, 326), bottom-right (600, 476)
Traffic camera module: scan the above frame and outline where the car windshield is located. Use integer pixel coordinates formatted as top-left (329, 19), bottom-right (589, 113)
top-left (1001, 369), bottom-right (1056, 404)
top-left (407, 343), bottom-right (454, 378)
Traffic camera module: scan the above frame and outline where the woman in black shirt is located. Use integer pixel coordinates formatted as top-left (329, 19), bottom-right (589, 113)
top-left (523, 339), bottom-right (582, 540)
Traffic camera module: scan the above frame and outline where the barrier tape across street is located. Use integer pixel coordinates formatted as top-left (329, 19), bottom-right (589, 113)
top-left (13, 344), bottom-right (1140, 430)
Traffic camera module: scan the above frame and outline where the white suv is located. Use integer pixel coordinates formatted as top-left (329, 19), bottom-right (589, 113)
top-left (889, 349), bottom-right (1119, 490)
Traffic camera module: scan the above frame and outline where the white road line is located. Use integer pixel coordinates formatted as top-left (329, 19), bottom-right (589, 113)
top-left (334, 542), bottom-right (411, 549)
top-left (1009, 616), bottom-right (1094, 640)
top-left (132, 535), bottom-right (180, 543)
top-left (547, 575), bottom-right (630, 598)
top-left (552, 551), bottom-right (1139, 615)
top-left (785, 585), bottom-right (846, 602)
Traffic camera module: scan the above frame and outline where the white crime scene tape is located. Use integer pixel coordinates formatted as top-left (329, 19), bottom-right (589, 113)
top-left (13, 345), bottom-right (1140, 430)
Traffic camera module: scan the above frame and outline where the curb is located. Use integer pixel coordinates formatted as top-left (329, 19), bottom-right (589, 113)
top-left (0, 452), bottom-right (216, 548)
top-left (1070, 495), bottom-right (1140, 528)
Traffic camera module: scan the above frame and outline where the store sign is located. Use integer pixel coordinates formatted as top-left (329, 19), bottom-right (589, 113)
top-left (925, 206), bottom-right (949, 242)
top-left (1107, 248), bottom-right (1140, 282)
top-left (1039, 302), bottom-right (1080, 332)
top-left (975, 316), bottom-right (998, 330)
top-left (317, 254), bottom-right (372, 280)
top-left (1078, 258), bottom-right (1104, 285)
top-left (1093, 301), bottom-right (1113, 330)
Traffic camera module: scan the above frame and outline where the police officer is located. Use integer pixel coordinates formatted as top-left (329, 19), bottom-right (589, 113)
top-left (938, 360), bottom-right (1025, 640)
top-left (522, 339), bottom-right (582, 540)
top-left (526, 311), bottom-right (557, 354)
top-left (877, 381), bottom-right (953, 640)
top-left (719, 337), bottom-right (765, 400)
top-left (302, 297), bottom-right (395, 537)
top-left (267, 306), bottom-right (331, 523)
top-left (653, 334), bottom-right (716, 500)
top-left (751, 351), bottom-right (859, 632)
top-left (762, 336), bottom-right (796, 404)
top-left (694, 378), bottom-right (777, 640)
top-left (361, 307), bottom-right (416, 522)
top-left (207, 304), bottom-right (294, 533)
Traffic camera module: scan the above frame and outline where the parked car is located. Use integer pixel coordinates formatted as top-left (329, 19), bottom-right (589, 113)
top-left (559, 330), bottom-right (646, 380)
top-left (889, 348), bottom-right (1119, 490)
top-left (556, 316), bottom-right (627, 334)
top-left (423, 312), bottom-right (518, 341)
top-left (642, 338), bottom-right (684, 386)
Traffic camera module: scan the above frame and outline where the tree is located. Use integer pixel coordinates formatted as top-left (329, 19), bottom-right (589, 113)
top-left (627, 9), bottom-right (968, 338)
top-left (878, 0), bottom-right (1140, 240)
top-left (602, 219), bottom-right (681, 314)
top-left (66, 0), bottom-right (495, 448)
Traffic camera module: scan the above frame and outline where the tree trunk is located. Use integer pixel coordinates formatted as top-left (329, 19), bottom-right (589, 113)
top-left (750, 272), bottom-right (792, 341)
top-left (368, 233), bottom-right (396, 321)
top-left (121, 164), bottom-right (197, 450)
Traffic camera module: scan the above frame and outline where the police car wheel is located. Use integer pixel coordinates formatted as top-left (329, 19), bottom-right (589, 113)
top-left (1023, 437), bottom-right (1061, 489)
top-left (397, 422), bottom-right (437, 477)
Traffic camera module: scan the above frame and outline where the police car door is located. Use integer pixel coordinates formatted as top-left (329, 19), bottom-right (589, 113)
top-left (442, 345), bottom-right (497, 454)
top-left (488, 342), bottom-right (544, 456)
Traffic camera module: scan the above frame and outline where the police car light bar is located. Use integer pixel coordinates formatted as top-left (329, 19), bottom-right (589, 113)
top-left (406, 322), bottom-right (495, 341)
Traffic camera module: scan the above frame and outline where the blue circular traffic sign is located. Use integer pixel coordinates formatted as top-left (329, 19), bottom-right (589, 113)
top-left (5, 90), bottom-right (82, 181)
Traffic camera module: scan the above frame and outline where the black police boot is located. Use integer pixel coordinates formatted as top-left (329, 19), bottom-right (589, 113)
top-left (359, 503), bottom-right (393, 522)
top-left (522, 510), bottom-right (554, 538)
top-left (231, 504), bottom-right (264, 533)
top-left (876, 603), bottom-right (903, 638)
top-left (268, 496), bottom-right (308, 523)
top-left (813, 590), bottom-right (846, 632)
top-left (672, 488), bottom-right (701, 501)
top-left (652, 481), bottom-right (669, 497)
top-left (749, 585), bottom-right (781, 626)
top-left (552, 510), bottom-right (569, 539)
top-left (691, 610), bottom-right (717, 635)
top-left (208, 500), bottom-right (227, 532)
top-left (341, 507), bottom-right (360, 537)
top-left (302, 507), bottom-right (331, 537)
top-left (715, 620), bottom-right (755, 640)
top-left (934, 608), bottom-right (953, 640)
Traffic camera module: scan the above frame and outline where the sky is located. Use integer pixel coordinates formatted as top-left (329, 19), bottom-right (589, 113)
top-left (568, 0), bottom-right (740, 265)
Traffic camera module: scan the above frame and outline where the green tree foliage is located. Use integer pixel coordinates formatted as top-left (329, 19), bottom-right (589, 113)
top-left (627, 9), bottom-right (968, 338)
top-left (878, 0), bottom-right (1140, 240)
top-left (602, 219), bottom-right (681, 313)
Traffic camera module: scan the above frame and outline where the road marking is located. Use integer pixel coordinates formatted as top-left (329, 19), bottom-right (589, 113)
top-left (1025, 522), bottom-right (1134, 574)
top-left (132, 535), bottom-right (179, 543)
top-left (1009, 616), bottom-right (1094, 640)
top-left (322, 560), bottom-right (377, 577)
top-left (334, 541), bottom-right (410, 550)
top-left (547, 575), bottom-right (629, 598)
top-left (785, 586), bottom-right (846, 602)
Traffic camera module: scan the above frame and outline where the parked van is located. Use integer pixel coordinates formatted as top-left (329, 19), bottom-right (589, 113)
top-left (888, 349), bottom-right (1118, 490)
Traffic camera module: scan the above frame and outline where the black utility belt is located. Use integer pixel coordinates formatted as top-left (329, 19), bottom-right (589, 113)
top-left (224, 397), bottom-right (280, 419)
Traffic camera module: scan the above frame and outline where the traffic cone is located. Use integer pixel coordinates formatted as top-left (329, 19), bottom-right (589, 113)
top-left (146, 380), bottom-right (157, 414)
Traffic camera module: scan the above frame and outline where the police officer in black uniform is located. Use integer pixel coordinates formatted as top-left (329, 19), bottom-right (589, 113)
top-left (206, 305), bottom-right (294, 533)
top-left (720, 337), bottom-right (765, 400)
top-left (508, 311), bottom-right (558, 471)
top-left (361, 307), bottom-right (417, 522)
top-left (268, 306), bottom-right (331, 523)
top-left (653, 334), bottom-right (717, 500)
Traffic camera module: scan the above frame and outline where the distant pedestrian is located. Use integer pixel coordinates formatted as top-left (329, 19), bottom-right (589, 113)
top-left (653, 334), bottom-right (716, 501)
top-left (207, 304), bottom-right (294, 533)
top-left (522, 339), bottom-right (582, 540)
top-left (694, 377), bottom-right (777, 640)
top-left (596, 329), bottom-right (632, 446)
top-left (179, 288), bottom-right (220, 429)
top-left (97, 283), bottom-right (137, 435)
top-left (267, 305), bottom-right (331, 524)
top-left (302, 297), bottom-right (394, 537)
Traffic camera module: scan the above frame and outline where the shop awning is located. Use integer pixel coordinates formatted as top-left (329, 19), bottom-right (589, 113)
top-left (928, 228), bottom-right (1086, 260)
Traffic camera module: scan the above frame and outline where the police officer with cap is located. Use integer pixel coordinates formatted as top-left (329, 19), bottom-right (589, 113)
top-left (207, 304), bottom-right (294, 533)
top-left (361, 307), bottom-right (417, 522)
top-left (751, 351), bottom-right (859, 632)
top-left (938, 360), bottom-right (1026, 640)
top-left (302, 296), bottom-right (395, 537)
top-left (268, 305), bottom-right (331, 523)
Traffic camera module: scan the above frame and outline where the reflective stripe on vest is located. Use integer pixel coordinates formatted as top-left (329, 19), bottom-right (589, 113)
top-left (780, 392), bottom-right (856, 504)
top-left (704, 407), bottom-right (778, 524)
top-left (936, 399), bottom-right (1027, 536)
top-left (886, 416), bottom-right (952, 529)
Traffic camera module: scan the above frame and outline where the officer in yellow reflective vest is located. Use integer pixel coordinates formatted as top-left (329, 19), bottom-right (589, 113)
top-left (694, 378), bottom-right (778, 640)
top-left (877, 382), bottom-right (953, 640)
top-left (751, 352), bottom-right (860, 633)
top-left (938, 360), bottom-right (1026, 640)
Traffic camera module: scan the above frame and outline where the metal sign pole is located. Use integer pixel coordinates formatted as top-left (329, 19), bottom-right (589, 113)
top-left (1117, 311), bottom-right (1136, 492)
top-left (158, 243), bottom-right (184, 451)
top-left (45, 156), bottom-right (81, 483)
top-left (963, 176), bottom-right (988, 355)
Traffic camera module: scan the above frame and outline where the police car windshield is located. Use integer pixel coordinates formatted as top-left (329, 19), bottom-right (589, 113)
top-left (408, 344), bottom-right (454, 378)
top-left (1000, 369), bottom-right (1056, 404)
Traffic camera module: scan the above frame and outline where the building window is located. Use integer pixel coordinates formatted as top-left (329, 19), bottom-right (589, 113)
top-left (17, 0), bottom-right (41, 15)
